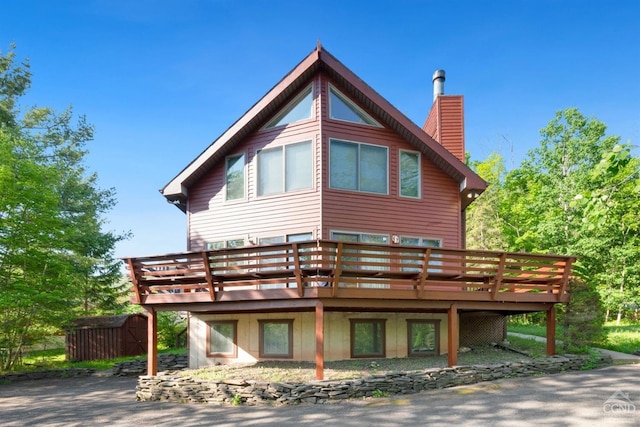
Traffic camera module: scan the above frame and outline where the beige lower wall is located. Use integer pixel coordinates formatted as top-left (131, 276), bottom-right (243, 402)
top-left (189, 311), bottom-right (448, 368)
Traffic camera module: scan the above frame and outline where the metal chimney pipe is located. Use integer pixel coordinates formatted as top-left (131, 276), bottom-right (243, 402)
top-left (432, 69), bottom-right (446, 101)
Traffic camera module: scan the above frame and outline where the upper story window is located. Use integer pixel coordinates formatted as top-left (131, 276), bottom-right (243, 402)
top-left (329, 85), bottom-right (381, 127)
top-left (329, 139), bottom-right (388, 195)
top-left (264, 85), bottom-right (313, 129)
top-left (399, 150), bottom-right (420, 198)
top-left (257, 141), bottom-right (312, 196)
top-left (225, 153), bottom-right (245, 201)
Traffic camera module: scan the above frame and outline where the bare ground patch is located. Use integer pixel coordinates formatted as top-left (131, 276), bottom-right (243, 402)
top-left (184, 344), bottom-right (536, 383)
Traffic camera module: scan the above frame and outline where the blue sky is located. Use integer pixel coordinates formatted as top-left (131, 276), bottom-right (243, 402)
top-left (3, 0), bottom-right (639, 259)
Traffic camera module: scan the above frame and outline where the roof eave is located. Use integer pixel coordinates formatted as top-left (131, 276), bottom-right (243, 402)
top-left (161, 47), bottom-right (322, 204)
top-left (161, 45), bottom-right (487, 209)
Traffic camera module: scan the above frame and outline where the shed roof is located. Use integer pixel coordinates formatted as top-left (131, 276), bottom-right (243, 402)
top-left (71, 313), bottom-right (147, 329)
top-left (161, 44), bottom-right (486, 211)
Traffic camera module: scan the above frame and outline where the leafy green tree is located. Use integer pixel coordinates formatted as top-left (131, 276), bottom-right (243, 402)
top-left (500, 108), bottom-right (620, 254)
top-left (469, 108), bottom-right (639, 335)
top-left (572, 143), bottom-right (640, 323)
top-left (562, 278), bottom-right (606, 351)
top-left (466, 152), bottom-right (507, 250)
top-left (0, 45), bottom-right (127, 370)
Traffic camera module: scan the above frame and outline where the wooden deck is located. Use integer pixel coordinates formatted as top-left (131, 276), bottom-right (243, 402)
top-left (123, 240), bottom-right (575, 307)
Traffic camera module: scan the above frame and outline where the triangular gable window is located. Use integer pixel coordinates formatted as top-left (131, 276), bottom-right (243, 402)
top-left (264, 85), bottom-right (313, 128)
top-left (329, 85), bottom-right (382, 127)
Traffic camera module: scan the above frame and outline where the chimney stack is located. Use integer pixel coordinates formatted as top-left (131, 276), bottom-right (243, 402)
top-left (432, 69), bottom-right (446, 102)
top-left (423, 69), bottom-right (465, 163)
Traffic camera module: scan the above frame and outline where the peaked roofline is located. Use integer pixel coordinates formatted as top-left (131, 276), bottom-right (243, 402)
top-left (161, 45), bottom-right (486, 211)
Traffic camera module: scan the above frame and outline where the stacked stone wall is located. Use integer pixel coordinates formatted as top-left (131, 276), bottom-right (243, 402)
top-left (136, 354), bottom-right (611, 406)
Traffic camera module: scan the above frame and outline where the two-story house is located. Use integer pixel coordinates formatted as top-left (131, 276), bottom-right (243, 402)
top-left (124, 44), bottom-right (575, 380)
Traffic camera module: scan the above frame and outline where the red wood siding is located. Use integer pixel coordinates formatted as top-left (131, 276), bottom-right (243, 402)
top-left (422, 96), bottom-right (465, 163)
top-left (320, 77), bottom-right (461, 248)
top-left (188, 77), bottom-right (323, 250)
top-left (187, 74), bottom-right (462, 251)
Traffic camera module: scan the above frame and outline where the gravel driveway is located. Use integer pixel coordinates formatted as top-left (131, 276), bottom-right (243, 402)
top-left (1, 364), bottom-right (638, 426)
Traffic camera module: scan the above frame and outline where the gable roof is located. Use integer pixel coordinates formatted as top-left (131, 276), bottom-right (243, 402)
top-left (161, 44), bottom-right (486, 211)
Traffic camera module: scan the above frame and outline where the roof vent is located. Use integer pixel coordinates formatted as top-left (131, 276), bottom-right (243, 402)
top-left (432, 69), bottom-right (446, 102)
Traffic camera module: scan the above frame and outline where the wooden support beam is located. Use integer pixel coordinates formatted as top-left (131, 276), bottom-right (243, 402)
top-left (447, 304), bottom-right (458, 367)
top-left (315, 301), bottom-right (324, 380)
top-left (201, 252), bottom-right (216, 301)
top-left (144, 306), bottom-right (158, 376)
top-left (546, 305), bottom-right (556, 356)
top-left (126, 258), bottom-right (142, 304)
top-left (557, 258), bottom-right (574, 301)
top-left (292, 243), bottom-right (304, 297)
top-left (332, 243), bottom-right (344, 297)
top-left (417, 248), bottom-right (432, 299)
top-left (491, 252), bottom-right (507, 299)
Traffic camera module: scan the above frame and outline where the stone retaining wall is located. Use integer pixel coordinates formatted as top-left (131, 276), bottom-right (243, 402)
top-left (136, 354), bottom-right (611, 406)
top-left (112, 353), bottom-right (188, 376)
top-left (0, 368), bottom-right (96, 383)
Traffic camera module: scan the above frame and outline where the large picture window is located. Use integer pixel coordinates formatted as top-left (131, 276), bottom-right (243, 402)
top-left (407, 320), bottom-right (439, 356)
top-left (399, 150), bottom-right (420, 198)
top-left (257, 141), bottom-right (312, 196)
top-left (350, 319), bottom-right (386, 358)
top-left (225, 153), bottom-right (245, 201)
top-left (329, 139), bottom-right (388, 194)
top-left (259, 319), bottom-right (293, 359)
top-left (207, 320), bottom-right (238, 357)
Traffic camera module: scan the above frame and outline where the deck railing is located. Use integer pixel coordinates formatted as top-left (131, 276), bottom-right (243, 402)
top-left (123, 240), bottom-right (575, 304)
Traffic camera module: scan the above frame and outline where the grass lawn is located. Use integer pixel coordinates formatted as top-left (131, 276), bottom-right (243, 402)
top-left (507, 321), bottom-right (640, 354)
top-left (1, 347), bottom-right (186, 374)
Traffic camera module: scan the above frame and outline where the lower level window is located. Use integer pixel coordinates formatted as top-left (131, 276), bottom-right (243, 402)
top-left (350, 319), bottom-right (386, 358)
top-left (207, 320), bottom-right (237, 357)
top-left (407, 320), bottom-right (439, 356)
top-left (259, 319), bottom-right (293, 359)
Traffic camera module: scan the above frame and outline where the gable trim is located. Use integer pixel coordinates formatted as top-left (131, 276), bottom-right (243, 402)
top-left (161, 46), bottom-right (485, 211)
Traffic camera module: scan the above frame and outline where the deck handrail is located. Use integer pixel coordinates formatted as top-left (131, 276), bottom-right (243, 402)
top-left (122, 240), bottom-right (576, 304)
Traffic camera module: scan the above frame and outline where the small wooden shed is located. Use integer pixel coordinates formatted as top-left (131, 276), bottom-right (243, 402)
top-left (66, 313), bottom-right (147, 361)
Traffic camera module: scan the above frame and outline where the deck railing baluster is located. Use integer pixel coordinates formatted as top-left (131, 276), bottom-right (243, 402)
top-left (122, 241), bottom-right (576, 304)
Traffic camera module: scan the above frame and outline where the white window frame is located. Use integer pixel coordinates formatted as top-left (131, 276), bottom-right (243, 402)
top-left (329, 138), bottom-right (389, 195)
top-left (263, 85), bottom-right (314, 129)
top-left (400, 236), bottom-right (442, 273)
top-left (225, 152), bottom-right (246, 202)
top-left (399, 149), bottom-right (421, 199)
top-left (331, 231), bottom-right (390, 288)
top-left (328, 84), bottom-right (382, 127)
top-left (257, 140), bottom-right (313, 197)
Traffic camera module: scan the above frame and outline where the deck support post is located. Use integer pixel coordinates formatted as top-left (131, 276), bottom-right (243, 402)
top-left (144, 306), bottom-right (158, 376)
top-left (315, 301), bottom-right (324, 380)
top-left (447, 304), bottom-right (458, 367)
top-left (546, 305), bottom-right (556, 356)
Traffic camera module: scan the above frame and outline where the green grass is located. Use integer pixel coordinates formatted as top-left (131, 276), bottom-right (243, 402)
top-left (508, 321), bottom-right (640, 354)
top-left (599, 322), bottom-right (640, 354)
top-left (504, 335), bottom-right (547, 358)
top-left (507, 323), bottom-right (546, 337)
top-left (2, 347), bottom-right (187, 374)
